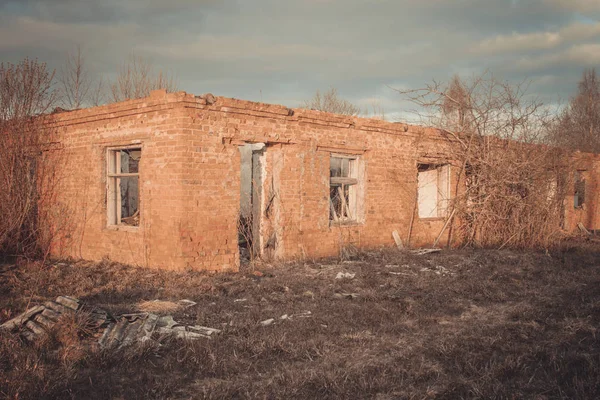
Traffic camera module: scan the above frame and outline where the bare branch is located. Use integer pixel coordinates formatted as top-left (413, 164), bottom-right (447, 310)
top-left (0, 58), bottom-right (61, 257)
top-left (110, 52), bottom-right (178, 103)
top-left (59, 45), bottom-right (93, 109)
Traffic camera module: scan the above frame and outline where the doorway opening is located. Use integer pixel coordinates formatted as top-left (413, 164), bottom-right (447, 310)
top-left (238, 143), bottom-right (265, 264)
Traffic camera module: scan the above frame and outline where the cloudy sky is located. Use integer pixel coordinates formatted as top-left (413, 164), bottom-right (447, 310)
top-left (1, 0), bottom-right (599, 120)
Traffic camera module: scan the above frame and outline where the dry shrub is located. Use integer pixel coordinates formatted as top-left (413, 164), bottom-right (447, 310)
top-left (0, 58), bottom-right (61, 259)
top-left (400, 73), bottom-right (571, 249)
top-left (451, 140), bottom-right (571, 248)
top-left (0, 310), bottom-right (94, 399)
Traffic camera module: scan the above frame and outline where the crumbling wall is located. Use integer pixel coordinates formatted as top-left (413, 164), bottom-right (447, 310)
top-left (49, 90), bottom-right (199, 269)
top-left (563, 152), bottom-right (600, 232)
top-left (49, 90), bottom-right (600, 272)
top-left (180, 95), bottom-right (460, 264)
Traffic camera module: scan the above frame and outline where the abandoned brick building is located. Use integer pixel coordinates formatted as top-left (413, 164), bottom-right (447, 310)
top-left (46, 89), bottom-right (600, 271)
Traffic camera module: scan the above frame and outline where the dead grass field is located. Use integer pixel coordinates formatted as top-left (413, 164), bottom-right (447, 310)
top-left (1, 242), bottom-right (600, 399)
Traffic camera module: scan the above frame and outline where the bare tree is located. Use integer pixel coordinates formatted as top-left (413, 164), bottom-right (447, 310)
top-left (89, 76), bottom-right (106, 107)
top-left (441, 74), bottom-right (471, 129)
top-left (59, 45), bottom-right (92, 109)
top-left (552, 68), bottom-right (600, 152)
top-left (366, 99), bottom-right (386, 120)
top-left (110, 53), bottom-right (178, 102)
top-left (0, 58), bottom-right (61, 257)
top-left (397, 73), bottom-right (568, 249)
top-left (303, 87), bottom-right (361, 116)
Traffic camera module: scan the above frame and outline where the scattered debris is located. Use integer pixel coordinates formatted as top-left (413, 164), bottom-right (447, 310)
top-left (411, 248), bottom-right (442, 255)
top-left (199, 92), bottom-right (217, 105)
top-left (333, 292), bottom-right (359, 300)
top-left (385, 264), bottom-right (411, 269)
top-left (392, 230), bottom-right (404, 249)
top-left (1, 296), bottom-right (220, 349)
top-left (0, 296), bottom-right (107, 342)
top-left (259, 318), bottom-right (275, 326)
top-left (419, 266), bottom-right (455, 276)
top-left (303, 290), bottom-right (315, 298)
top-left (293, 311), bottom-right (312, 318)
top-left (389, 272), bottom-right (415, 276)
top-left (258, 311), bottom-right (312, 327)
top-left (578, 222), bottom-right (592, 236)
top-left (152, 315), bottom-right (220, 340)
top-left (233, 298), bottom-right (247, 303)
top-left (100, 313), bottom-right (159, 349)
top-left (335, 272), bottom-right (356, 280)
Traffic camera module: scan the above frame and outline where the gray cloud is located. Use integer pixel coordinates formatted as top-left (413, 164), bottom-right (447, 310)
top-left (543, 0), bottom-right (600, 14)
top-left (0, 0), bottom-right (597, 118)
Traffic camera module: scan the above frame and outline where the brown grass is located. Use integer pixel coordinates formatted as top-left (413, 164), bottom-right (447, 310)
top-left (1, 241), bottom-right (600, 399)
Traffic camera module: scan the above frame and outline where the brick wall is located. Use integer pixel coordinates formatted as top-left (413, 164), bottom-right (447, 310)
top-left (46, 90), bottom-right (600, 271)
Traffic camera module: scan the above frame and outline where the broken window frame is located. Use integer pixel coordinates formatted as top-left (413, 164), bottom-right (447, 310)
top-left (574, 170), bottom-right (586, 209)
top-left (106, 145), bottom-right (141, 228)
top-left (329, 154), bottom-right (359, 224)
top-left (417, 163), bottom-right (451, 219)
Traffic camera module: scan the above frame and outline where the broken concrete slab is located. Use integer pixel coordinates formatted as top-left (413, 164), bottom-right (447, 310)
top-left (1, 296), bottom-right (87, 341)
top-left (100, 313), bottom-right (159, 349)
top-left (1, 296), bottom-right (220, 350)
top-left (0, 305), bottom-right (45, 331)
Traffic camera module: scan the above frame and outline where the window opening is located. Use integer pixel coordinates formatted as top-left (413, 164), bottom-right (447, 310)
top-left (417, 163), bottom-right (450, 218)
top-left (107, 147), bottom-right (141, 226)
top-left (330, 155), bottom-right (358, 223)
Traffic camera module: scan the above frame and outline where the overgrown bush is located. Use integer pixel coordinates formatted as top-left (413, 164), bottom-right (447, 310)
top-left (401, 73), bottom-right (572, 248)
top-left (0, 58), bottom-right (59, 258)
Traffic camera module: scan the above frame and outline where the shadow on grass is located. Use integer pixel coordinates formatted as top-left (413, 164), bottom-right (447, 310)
top-left (1, 245), bottom-right (600, 399)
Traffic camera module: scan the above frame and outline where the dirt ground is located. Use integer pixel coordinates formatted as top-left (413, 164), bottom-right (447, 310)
top-left (1, 242), bottom-right (600, 399)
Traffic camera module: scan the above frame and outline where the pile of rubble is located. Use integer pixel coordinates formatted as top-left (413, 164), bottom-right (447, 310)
top-left (0, 296), bottom-right (220, 349)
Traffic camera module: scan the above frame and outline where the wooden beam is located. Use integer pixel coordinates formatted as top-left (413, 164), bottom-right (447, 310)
top-left (330, 177), bottom-right (358, 185)
top-left (329, 198), bottom-right (339, 222)
top-left (107, 173), bottom-right (139, 178)
top-left (317, 145), bottom-right (366, 155)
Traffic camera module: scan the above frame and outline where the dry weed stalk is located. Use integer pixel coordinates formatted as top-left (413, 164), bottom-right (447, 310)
top-left (398, 73), bottom-right (571, 248)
